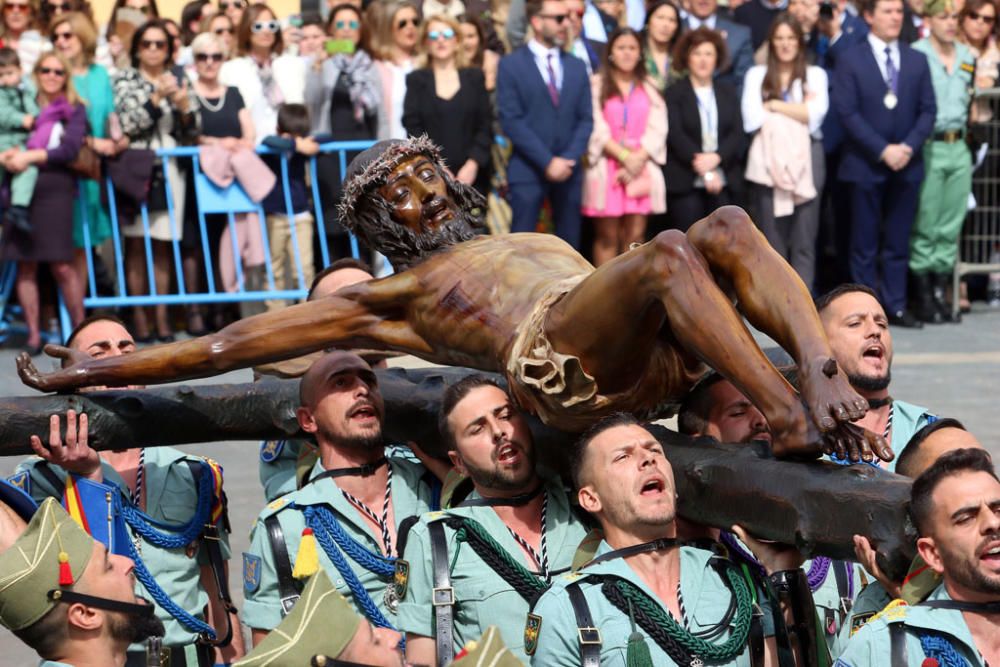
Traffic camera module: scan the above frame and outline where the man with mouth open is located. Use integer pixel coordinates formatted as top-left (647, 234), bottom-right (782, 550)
top-left (241, 351), bottom-right (441, 646)
top-left (530, 413), bottom-right (823, 666)
top-left (836, 447), bottom-right (1000, 667)
top-left (816, 283), bottom-right (936, 470)
top-left (397, 375), bottom-right (590, 665)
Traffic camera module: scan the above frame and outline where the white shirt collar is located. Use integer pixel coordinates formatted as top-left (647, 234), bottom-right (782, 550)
top-left (867, 31), bottom-right (899, 53)
top-left (528, 39), bottom-right (561, 61)
top-left (688, 13), bottom-right (717, 29)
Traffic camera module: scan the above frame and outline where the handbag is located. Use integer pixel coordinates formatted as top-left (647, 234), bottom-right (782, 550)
top-left (68, 142), bottom-right (102, 180)
top-left (624, 165), bottom-right (652, 198)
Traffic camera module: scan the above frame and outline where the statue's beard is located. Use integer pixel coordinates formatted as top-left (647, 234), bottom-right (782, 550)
top-left (375, 207), bottom-right (479, 272)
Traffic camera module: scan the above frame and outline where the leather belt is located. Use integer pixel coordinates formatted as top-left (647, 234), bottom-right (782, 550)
top-left (429, 521), bottom-right (454, 667)
top-left (933, 129), bottom-right (965, 143)
top-left (566, 582), bottom-right (601, 667)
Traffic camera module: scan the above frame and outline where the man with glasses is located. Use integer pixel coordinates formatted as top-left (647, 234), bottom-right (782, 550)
top-left (497, 0), bottom-right (593, 250)
top-left (564, 0), bottom-right (601, 75)
top-left (907, 0), bottom-right (973, 325)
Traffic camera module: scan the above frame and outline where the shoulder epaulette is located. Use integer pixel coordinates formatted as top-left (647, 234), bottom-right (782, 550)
top-left (867, 598), bottom-right (909, 626)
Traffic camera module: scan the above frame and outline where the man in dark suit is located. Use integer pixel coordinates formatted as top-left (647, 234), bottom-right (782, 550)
top-left (685, 0), bottom-right (754, 94)
top-left (834, 0), bottom-right (936, 327)
top-left (734, 0), bottom-right (788, 50)
top-left (497, 0), bottom-right (593, 249)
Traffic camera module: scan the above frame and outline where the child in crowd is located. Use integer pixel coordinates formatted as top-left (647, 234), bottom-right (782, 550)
top-left (0, 47), bottom-right (39, 234)
top-left (261, 103), bottom-right (320, 312)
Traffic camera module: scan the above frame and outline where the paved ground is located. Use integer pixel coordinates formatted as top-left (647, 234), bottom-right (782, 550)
top-left (1, 307), bottom-right (999, 663)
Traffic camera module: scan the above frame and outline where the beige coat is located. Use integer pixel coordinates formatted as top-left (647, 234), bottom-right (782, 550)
top-left (744, 111), bottom-right (816, 217)
top-left (582, 76), bottom-right (668, 214)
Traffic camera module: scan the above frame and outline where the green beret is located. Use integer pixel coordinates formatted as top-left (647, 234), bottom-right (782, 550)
top-left (923, 0), bottom-right (954, 17)
top-left (0, 498), bottom-right (94, 631)
top-left (452, 626), bottom-right (525, 666)
top-left (235, 570), bottom-right (361, 666)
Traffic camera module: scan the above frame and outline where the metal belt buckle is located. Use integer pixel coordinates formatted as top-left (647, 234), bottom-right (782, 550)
top-left (202, 524), bottom-right (220, 541)
top-left (840, 597), bottom-right (853, 615)
top-left (280, 594), bottom-right (301, 615)
top-left (432, 586), bottom-right (455, 606)
top-left (577, 627), bottom-right (602, 645)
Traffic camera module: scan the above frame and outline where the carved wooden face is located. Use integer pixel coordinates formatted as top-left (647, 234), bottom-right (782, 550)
top-left (377, 156), bottom-right (457, 234)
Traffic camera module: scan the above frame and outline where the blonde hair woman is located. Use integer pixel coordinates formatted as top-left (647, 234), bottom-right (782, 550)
top-left (1, 52), bottom-right (88, 353)
top-left (403, 13), bottom-right (491, 191)
top-left (369, 0), bottom-right (421, 138)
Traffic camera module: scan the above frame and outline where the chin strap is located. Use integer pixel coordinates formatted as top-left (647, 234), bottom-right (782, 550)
top-left (47, 589), bottom-right (156, 617)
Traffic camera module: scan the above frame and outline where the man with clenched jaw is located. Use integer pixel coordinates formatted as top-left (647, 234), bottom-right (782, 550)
top-left (397, 375), bottom-right (590, 664)
top-left (532, 413), bottom-right (822, 667)
top-left (817, 283), bottom-right (936, 470)
top-left (838, 448), bottom-right (1000, 667)
top-left (242, 352), bottom-right (441, 646)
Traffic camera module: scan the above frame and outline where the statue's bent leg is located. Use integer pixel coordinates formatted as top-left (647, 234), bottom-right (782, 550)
top-left (686, 206), bottom-right (887, 459)
top-left (544, 229), bottom-right (813, 455)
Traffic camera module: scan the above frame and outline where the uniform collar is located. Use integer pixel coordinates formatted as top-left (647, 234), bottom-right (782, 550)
top-left (898, 583), bottom-right (980, 654)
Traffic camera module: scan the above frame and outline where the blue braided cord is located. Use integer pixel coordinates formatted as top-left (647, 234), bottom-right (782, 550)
top-left (120, 461), bottom-right (214, 549)
top-left (920, 632), bottom-right (970, 667)
top-left (305, 505), bottom-right (396, 630)
top-left (308, 504), bottom-right (395, 576)
top-left (125, 521), bottom-right (217, 639)
top-left (828, 454), bottom-right (880, 469)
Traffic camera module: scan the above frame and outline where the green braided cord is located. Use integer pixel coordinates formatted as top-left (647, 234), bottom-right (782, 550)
top-left (453, 518), bottom-right (549, 597)
top-left (611, 562), bottom-right (754, 662)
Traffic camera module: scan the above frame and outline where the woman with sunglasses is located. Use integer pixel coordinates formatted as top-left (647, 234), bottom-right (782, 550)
top-left (219, 3), bottom-right (305, 141)
top-left (50, 11), bottom-right (124, 281)
top-left (201, 11), bottom-right (233, 56)
top-left (218, 0), bottom-right (244, 33)
top-left (39, 0), bottom-right (92, 29)
top-left (0, 0), bottom-right (45, 72)
top-left (369, 0), bottom-right (421, 139)
top-left (1, 52), bottom-right (87, 354)
top-left (960, 0), bottom-right (999, 121)
top-left (403, 13), bottom-right (491, 193)
top-left (112, 19), bottom-right (196, 342)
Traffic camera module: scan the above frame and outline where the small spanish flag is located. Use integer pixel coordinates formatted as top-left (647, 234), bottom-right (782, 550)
top-left (62, 476), bottom-right (91, 535)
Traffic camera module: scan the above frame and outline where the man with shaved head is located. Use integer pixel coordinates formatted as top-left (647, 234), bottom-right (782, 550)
top-left (242, 351), bottom-right (441, 646)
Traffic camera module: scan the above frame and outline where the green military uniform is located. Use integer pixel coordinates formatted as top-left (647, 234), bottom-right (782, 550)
top-left (530, 542), bottom-right (765, 666)
top-left (243, 452), bottom-right (437, 631)
top-left (844, 553), bottom-right (942, 637)
top-left (910, 29), bottom-right (975, 276)
top-left (836, 584), bottom-right (987, 666)
top-left (805, 559), bottom-right (866, 657)
top-left (397, 477), bottom-right (589, 663)
top-left (453, 626), bottom-right (526, 666)
top-left (11, 447), bottom-right (231, 657)
top-left (236, 570), bottom-right (362, 666)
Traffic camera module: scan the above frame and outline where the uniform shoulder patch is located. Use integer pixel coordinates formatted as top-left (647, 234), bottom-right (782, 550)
top-left (961, 62), bottom-right (975, 74)
top-left (524, 613), bottom-right (543, 655)
top-left (394, 559), bottom-right (410, 601)
top-left (260, 439), bottom-right (286, 463)
top-left (849, 611), bottom-right (876, 636)
top-left (7, 471), bottom-right (30, 494)
top-left (865, 598), bottom-right (908, 628)
top-left (243, 553), bottom-right (262, 594)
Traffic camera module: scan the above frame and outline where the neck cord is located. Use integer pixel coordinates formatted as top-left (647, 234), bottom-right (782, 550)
top-left (340, 464), bottom-right (394, 556)
top-left (131, 448), bottom-right (145, 506)
top-left (504, 491), bottom-right (550, 580)
top-left (584, 537), bottom-right (681, 568)
top-left (458, 482), bottom-right (545, 507)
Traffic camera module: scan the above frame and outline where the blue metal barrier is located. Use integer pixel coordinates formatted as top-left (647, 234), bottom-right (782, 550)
top-left (54, 140), bottom-right (375, 337)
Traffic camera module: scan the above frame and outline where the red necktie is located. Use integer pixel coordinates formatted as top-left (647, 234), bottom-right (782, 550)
top-left (546, 53), bottom-right (560, 106)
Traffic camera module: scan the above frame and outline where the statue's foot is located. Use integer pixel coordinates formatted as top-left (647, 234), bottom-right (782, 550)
top-left (797, 356), bottom-right (894, 463)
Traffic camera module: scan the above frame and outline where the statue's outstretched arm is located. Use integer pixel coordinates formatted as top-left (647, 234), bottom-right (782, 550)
top-left (18, 275), bottom-right (426, 393)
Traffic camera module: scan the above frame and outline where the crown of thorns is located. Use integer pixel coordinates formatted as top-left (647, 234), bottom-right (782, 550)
top-left (338, 136), bottom-right (444, 224)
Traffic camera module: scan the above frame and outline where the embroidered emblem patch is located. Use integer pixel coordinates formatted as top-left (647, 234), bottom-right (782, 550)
top-left (524, 613), bottom-right (543, 655)
top-left (394, 559), bottom-right (410, 601)
top-left (7, 471), bottom-right (29, 494)
top-left (243, 553), bottom-right (262, 594)
top-left (260, 439), bottom-right (286, 464)
top-left (961, 62), bottom-right (976, 74)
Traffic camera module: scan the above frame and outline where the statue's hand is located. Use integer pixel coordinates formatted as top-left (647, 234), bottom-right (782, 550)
top-left (819, 421), bottom-right (894, 464)
top-left (16, 345), bottom-right (88, 392)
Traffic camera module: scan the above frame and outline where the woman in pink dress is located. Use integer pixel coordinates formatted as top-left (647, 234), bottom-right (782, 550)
top-left (582, 27), bottom-right (667, 266)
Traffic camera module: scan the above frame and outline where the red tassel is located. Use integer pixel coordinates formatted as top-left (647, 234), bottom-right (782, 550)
top-left (922, 659), bottom-right (939, 667)
top-left (58, 551), bottom-right (73, 586)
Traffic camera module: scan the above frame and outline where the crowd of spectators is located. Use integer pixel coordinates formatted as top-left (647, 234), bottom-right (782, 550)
top-left (0, 0), bottom-right (996, 351)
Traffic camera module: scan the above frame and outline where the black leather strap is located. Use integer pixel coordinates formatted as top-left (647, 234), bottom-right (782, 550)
top-left (184, 460), bottom-right (235, 647)
top-left (429, 520), bottom-right (454, 667)
top-left (889, 621), bottom-right (908, 667)
top-left (306, 457), bottom-right (388, 486)
top-left (264, 515), bottom-right (302, 616)
top-left (567, 581), bottom-right (601, 667)
top-left (833, 560), bottom-right (852, 623)
top-left (458, 483), bottom-right (545, 507)
top-left (749, 603), bottom-right (765, 667)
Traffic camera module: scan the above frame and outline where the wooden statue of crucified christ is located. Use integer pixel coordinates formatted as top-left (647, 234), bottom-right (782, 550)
top-left (17, 137), bottom-right (891, 462)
